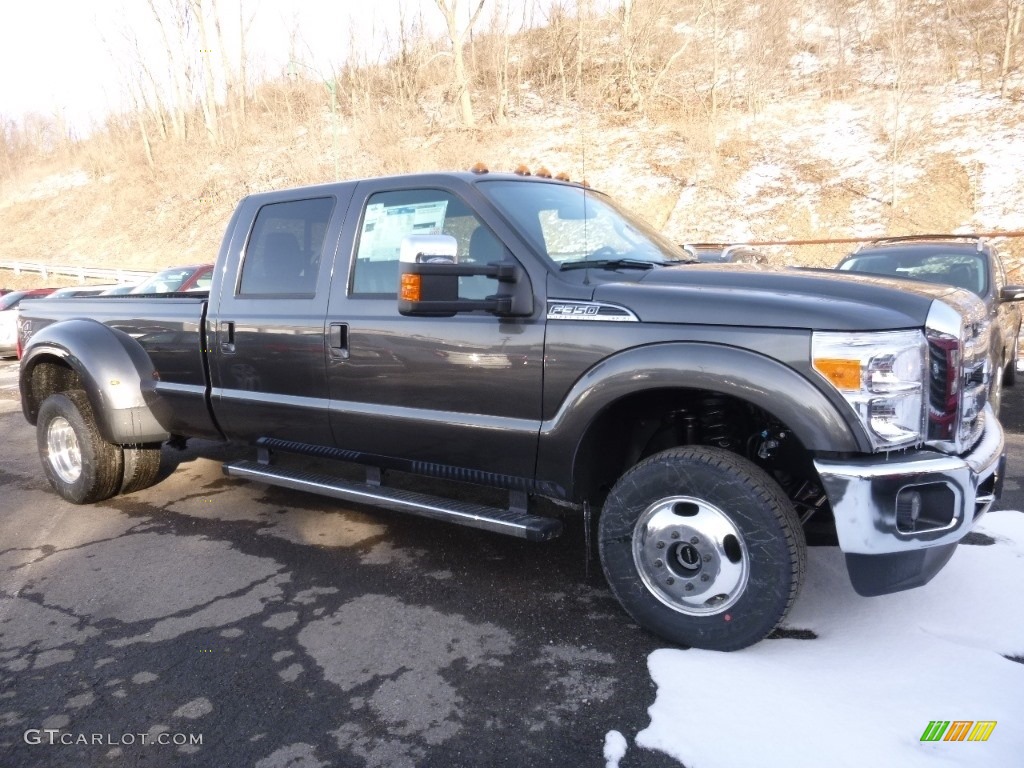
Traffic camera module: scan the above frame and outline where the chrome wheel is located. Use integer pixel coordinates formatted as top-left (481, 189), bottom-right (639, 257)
top-left (632, 495), bottom-right (749, 616)
top-left (47, 416), bottom-right (82, 484)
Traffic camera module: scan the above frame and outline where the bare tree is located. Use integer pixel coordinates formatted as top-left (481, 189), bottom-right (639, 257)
top-left (238, 0), bottom-right (257, 122)
top-left (145, 0), bottom-right (191, 142)
top-left (481, 0), bottom-right (518, 123)
top-left (881, 0), bottom-right (920, 209)
top-left (129, 86), bottom-right (156, 169)
top-left (0, 115), bottom-right (28, 182)
top-left (434, 0), bottom-right (487, 127)
top-left (816, 0), bottom-right (863, 98)
top-left (212, 0), bottom-right (237, 142)
top-left (100, 22), bottom-right (169, 167)
top-left (1001, 0), bottom-right (1024, 97)
top-left (742, 0), bottom-right (793, 113)
top-left (188, 0), bottom-right (220, 144)
top-left (618, 0), bottom-right (642, 109)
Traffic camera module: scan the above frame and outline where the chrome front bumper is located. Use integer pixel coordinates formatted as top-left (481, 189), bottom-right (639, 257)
top-left (813, 404), bottom-right (1005, 557)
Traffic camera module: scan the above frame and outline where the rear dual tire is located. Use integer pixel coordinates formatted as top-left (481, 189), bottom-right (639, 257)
top-left (37, 390), bottom-right (161, 504)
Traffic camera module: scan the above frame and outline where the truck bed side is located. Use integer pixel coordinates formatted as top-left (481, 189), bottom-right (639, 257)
top-left (19, 295), bottom-right (220, 441)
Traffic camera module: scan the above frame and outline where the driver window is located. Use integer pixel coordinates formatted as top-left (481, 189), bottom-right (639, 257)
top-left (351, 189), bottom-right (507, 300)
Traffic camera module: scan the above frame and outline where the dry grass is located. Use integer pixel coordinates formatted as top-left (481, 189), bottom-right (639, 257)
top-left (1, 0), bottom-right (1023, 277)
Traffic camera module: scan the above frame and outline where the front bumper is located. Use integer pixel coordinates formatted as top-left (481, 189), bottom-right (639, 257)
top-left (813, 404), bottom-right (1005, 596)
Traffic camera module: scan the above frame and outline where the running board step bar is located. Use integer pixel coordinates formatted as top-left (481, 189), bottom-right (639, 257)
top-left (223, 460), bottom-right (563, 542)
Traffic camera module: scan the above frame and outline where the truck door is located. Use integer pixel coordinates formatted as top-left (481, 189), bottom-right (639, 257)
top-left (209, 189), bottom-right (352, 445)
top-left (325, 180), bottom-right (546, 480)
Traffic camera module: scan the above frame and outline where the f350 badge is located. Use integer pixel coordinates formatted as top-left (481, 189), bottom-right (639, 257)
top-left (546, 301), bottom-right (638, 322)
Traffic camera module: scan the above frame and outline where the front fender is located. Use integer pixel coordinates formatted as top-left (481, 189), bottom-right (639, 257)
top-left (537, 342), bottom-right (866, 497)
top-left (20, 319), bottom-right (171, 444)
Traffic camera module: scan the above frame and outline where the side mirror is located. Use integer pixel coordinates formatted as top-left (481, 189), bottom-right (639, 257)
top-left (397, 234), bottom-right (532, 318)
top-left (999, 285), bottom-right (1024, 302)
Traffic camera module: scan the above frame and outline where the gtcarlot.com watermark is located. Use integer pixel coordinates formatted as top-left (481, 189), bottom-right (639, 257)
top-left (24, 729), bottom-right (202, 747)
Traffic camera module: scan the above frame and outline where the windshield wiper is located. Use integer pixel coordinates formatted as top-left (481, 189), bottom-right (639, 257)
top-left (559, 258), bottom-right (667, 271)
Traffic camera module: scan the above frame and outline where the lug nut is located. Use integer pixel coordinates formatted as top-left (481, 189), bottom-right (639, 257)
top-left (655, 559), bottom-right (663, 568)
top-left (671, 531), bottom-right (680, 539)
top-left (656, 541), bottom-right (665, 549)
top-left (700, 574), bottom-right (710, 582)
top-left (684, 583), bottom-right (694, 592)
top-left (666, 577), bottom-right (675, 585)
top-left (690, 536), bottom-right (700, 545)
top-left (703, 554), bottom-right (712, 562)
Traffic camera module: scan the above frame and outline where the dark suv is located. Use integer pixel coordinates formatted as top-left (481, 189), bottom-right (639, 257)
top-left (838, 235), bottom-right (1024, 412)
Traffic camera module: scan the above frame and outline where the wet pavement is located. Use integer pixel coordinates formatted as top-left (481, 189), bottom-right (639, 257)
top-left (2, 358), bottom-right (1022, 768)
top-left (0, 367), bottom-right (680, 768)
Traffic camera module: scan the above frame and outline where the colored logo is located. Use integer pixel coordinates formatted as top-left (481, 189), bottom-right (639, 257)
top-left (920, 721), bottom-right (997, 742)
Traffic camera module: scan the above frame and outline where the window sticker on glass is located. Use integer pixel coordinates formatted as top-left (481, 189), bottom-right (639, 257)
top-left (359, 200), bottom-right (449, 262)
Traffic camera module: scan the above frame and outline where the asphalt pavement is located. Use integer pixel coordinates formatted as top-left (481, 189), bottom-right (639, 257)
top-left (1, 358), bottom-right (1022, 768)
top-left (0, 359), bottom-right (680, 768)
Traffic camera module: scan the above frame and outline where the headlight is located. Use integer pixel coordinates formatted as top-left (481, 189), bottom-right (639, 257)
top-left (812, 330), bottom-right (927, 450)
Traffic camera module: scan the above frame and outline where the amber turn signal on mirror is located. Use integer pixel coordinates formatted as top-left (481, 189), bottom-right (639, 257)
top-left (400, 273), bottom-right (422, 302)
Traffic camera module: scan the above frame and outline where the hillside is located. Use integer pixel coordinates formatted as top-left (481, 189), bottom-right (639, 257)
top-left (2, 0), bottom-right (1023, 279)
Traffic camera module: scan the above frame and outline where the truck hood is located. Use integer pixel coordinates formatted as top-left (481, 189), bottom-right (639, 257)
top-left (590, 264), bottom-right (984, 331)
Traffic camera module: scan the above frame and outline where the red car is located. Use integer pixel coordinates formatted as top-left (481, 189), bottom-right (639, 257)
top-left (130, 264), bottom-right (214, 294)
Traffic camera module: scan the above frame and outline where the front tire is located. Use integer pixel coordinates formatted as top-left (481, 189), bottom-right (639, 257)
top-left (37, 391), bottom-right (124, 504)
top-left (598, 446), bottom-right (806, 651)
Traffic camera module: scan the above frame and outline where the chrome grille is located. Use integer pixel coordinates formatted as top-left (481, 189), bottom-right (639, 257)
top-left (925, 301), bottom-right (990, 454)
top-left (958, 318), bottom-right (989, 449)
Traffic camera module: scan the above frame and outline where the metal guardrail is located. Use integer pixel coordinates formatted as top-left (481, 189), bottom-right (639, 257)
top-left (0, 261), bottom-right (153, 284)
top-left (742, 230), bottom-right (1024, 247)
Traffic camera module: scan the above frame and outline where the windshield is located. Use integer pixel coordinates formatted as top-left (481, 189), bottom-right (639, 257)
top-left (0, 291), bottom-right (27, 311)
top-left (839, 250), bottom-right (988, 297)
top-left (478, 180), bottom-right (688, 267)
top-left (131, 266), bottom-right (198, 294)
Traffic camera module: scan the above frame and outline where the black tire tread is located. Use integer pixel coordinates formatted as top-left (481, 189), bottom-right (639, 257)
top-left (599, 445), bottom-right (806, 651)
top-left (37, 390), bottom-right (124, 505)
top-left (120, 444), bottom-right (162, 495)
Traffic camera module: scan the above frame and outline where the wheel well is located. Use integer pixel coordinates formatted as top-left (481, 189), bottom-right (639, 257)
top-left (24, 357), bottom-right (85, 424)
top-left (573, 387), bottom-right (835, 542)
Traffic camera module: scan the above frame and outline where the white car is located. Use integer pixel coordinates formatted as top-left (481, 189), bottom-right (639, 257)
top-left (0, 289), bottom-right (56, 357)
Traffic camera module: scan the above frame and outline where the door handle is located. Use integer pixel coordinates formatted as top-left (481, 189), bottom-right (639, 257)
top-left (328, 322), bottom-right (349, 359)
top-left (220, 321), bottom-right (236, 354)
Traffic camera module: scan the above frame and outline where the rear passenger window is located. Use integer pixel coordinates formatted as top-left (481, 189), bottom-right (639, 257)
top-left (240, 197), bottom-right (335, 296)
top-left (351, 189), bottom-right (506, 299)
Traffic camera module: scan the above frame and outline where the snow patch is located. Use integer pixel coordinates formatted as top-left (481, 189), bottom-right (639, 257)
top-left (603, 729), bottom-right (628, 768)
top-left (633, 510), bottom-right (1024, 767)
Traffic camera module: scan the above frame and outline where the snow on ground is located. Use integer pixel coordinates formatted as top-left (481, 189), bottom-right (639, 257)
top-left (656, 81), bottom-right (1024, 247)
top-left (2, 170), bottom-right (91, 208)
top-left (619, 510), bottom-right (1024, 768)
top-left (928, 84), bottom-right (1024, 232)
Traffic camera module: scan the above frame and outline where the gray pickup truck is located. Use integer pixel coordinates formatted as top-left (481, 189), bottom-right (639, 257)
top-left (17, 170), bottom-right (1005, 651)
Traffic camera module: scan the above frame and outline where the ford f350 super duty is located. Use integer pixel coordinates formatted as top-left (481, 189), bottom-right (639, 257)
top-left (17, 169), bottom-right (1005, 650)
